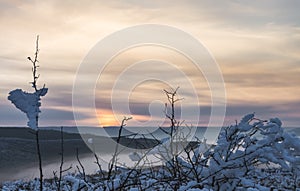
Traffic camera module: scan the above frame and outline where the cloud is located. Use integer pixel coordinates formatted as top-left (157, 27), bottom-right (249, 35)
top-left (0, 0), bottom-right (299, 127)
top-left (0, 103), bottom-right (27, 126)
top-left (40, 108), bottom-right (77, 123)
top-left (0, 100), bottom-right (91, 126)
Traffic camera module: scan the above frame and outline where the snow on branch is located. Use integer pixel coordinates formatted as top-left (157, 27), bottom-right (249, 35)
top-left (7, 35), bottom-right (47, 130)
top-left (8, 88), bottom-right (47, 129)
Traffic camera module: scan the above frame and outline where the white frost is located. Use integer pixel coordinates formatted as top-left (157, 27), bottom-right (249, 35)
top-left (8, 88), bottom-right (48, 130)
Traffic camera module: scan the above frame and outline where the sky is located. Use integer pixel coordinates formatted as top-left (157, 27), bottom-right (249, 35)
top-left (0, 0), bottom-right (300, 127)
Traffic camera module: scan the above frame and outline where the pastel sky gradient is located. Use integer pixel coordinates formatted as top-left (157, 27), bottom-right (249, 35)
top-left (0, 0), bottom-right (299, 127)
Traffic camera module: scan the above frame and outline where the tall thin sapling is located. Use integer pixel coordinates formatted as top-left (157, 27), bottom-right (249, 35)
top-left (8, 35), bottom-right (48, 191)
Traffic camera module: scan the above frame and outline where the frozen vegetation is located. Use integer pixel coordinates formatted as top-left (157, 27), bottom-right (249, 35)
top-left (1, 114), bottom-right (299, 190)
top-left (8, 88), bottom-right (48, 130)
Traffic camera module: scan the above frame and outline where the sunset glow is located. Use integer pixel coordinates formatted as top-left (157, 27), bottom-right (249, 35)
top-left (0, 1), bottom-right (299, 127)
